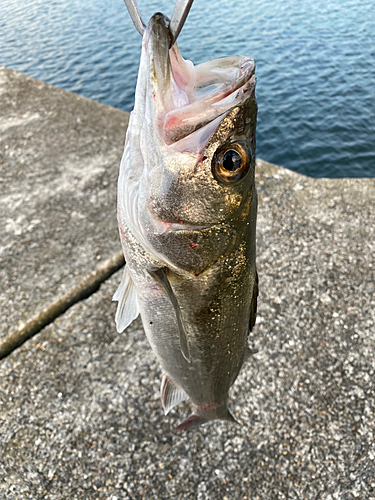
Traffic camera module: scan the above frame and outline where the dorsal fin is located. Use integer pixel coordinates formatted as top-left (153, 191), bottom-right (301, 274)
top-left (160, 374), bottom-right (189, 415)
top-left (148, 268), bottom-right (191, 363)
top-left (113, 267), bottom-right (139, 332)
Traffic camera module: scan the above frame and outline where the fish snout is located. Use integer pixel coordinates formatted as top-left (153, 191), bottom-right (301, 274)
top-left (147, 12), bottom-right (173, 51)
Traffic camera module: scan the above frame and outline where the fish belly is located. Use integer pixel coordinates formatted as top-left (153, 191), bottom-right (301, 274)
top-left (126, 236), bottom-right (254, 395)
top-left (118, 193), bottom-right (257, 428)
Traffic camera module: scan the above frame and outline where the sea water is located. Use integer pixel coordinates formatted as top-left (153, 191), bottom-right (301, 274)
top-left (1, 0), bottom-right (374, 177)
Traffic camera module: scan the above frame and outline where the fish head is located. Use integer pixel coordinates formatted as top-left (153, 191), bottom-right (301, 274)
top-left (118, 12), bottom-right (257, 274)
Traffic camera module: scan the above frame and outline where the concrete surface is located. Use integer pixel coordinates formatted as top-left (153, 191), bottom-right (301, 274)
top-left (0, 66), bottom-right (128, 342)
top-left (1, 67), bottom-right (375, 499)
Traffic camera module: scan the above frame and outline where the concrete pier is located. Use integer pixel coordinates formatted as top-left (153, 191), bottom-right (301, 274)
top-left (0, 66), bottom-right (127, 352)
top-left (1, 66), bottom-right (374, 499)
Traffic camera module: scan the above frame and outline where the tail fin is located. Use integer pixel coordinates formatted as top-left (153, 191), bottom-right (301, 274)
top-left (174, 407), bottom-right (237, 433)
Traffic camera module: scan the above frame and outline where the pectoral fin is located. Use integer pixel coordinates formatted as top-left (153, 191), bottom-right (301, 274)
top-left (148, 268), bottom-right (191, 363)
top-left (113, 267), bottom-right (140, 332)
top-left (244, 271), bottom-right (259, 362)
top-left (249, 270), bottom-right (258, 333)
top-left (161, 373), bottom-right (189, 415)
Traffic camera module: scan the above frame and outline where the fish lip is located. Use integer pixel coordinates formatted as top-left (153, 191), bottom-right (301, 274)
top-left (148, 211), bottom-right (235, 236)
top-left (150, 219), bottom-right (212, 235)
top-left (166, 223), bottom-right (210, 232)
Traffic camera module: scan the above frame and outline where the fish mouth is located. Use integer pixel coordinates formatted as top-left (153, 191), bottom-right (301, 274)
top-left (146, 13), bottom-right (255, 150)
top-left (165, 54), bottom-right (255, 146)
top-left (150, 218), bottom-right (210, 235)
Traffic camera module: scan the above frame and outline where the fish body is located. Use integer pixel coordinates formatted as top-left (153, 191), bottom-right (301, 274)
top-left (114, 13), bottom-right (258, 431)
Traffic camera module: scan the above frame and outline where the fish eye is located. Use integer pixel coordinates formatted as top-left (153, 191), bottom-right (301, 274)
top-left (212, 143), bottom-right (251, 184)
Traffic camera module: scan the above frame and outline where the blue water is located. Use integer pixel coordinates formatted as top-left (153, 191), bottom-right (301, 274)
top-left (1, 0), bottom-right (374, 177)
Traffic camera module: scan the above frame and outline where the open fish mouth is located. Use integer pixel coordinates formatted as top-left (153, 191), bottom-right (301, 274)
top-left (145, 13), bottom-right (256, 151)
top-left (164, 51), bottom-right (256, 145)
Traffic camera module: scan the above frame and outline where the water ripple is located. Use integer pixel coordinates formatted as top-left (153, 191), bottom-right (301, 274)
top-left (1, 0), bottom-right (374, 177)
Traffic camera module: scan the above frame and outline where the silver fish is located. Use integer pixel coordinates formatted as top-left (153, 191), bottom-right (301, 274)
top-left (114, 11), bottom-right (258, 431)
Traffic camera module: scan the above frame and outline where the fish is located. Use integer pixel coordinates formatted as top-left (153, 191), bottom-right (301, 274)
top-left (114, 11), bottom-right (258, 431)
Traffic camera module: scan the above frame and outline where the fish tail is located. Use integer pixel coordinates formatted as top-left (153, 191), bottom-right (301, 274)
top-left (174, 405), bottom-right (237, 433)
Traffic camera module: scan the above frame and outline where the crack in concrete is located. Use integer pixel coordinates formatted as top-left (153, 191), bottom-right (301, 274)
top-left (0, 252), bottom-right (125, 360)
